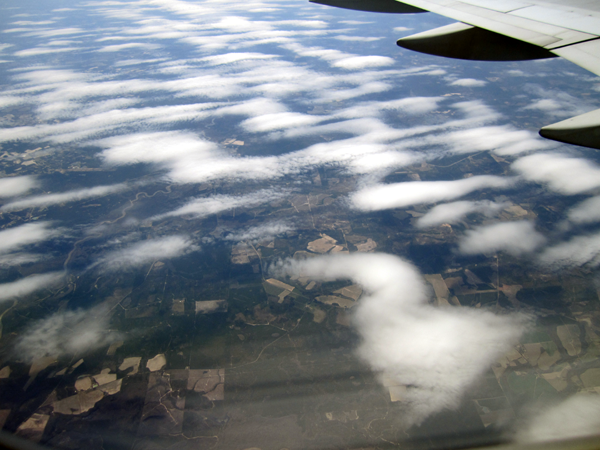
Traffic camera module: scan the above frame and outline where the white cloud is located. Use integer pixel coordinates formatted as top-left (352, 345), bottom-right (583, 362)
top-left (0, 175), bottom-right (38, 197)
top-left (445, 126), bottom-right (551, 155)
top-left (241, 112), bottom-right (323, 132)
top-left (458, 221), bottom-right (546, 256)
top-left (0, 222), bottom-right (60, 254)
top-left (567, 196), bottom-right (600, 224)
top-left (199, 52), bottom-right (278, 65)
top-left (14, 47), bottom-right (79, 57)
top-left (0, 253), bottom-right (48, 267)
top-left (516, 395), bottom-right (600, 443)
top-left (274, 253), bottom-right (526, 425)
top-left (416, 200), bottom-right (505, 228)
top-left (97, 43), bottom-right (160, 52)
top-left (449, 78), bottom-right (487, 87)
top-left (14, 304), bottom-right (119, 363)
top-left (0, 96), bottom-right (25, 108)
top-left (156, 190), bottom-right (285, 220)
top-left (538, 230), bottom-right (600, 268)
top-left (93, 235), bottom-right (198, 270)
top-left (351, 175), bottom-right (513, 211)
top-left (512, 153), bottom-right (600, 195)
top-left (1, 183), bottom-right (129, 212)
top-left (524, 98), bottom-right (561, 112)
top-left (225, 221), bottom-right (292, 242)
top-left (333, 35), bottom-right (382, 42)
top-left (0, 272), bottom-right (65, 303)
top-left (349, 151), bottom-right (415, 175)
top-left (332, 55), bottom-right (395, 70)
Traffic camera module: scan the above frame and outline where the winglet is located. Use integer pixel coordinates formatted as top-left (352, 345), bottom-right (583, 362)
top-left (540, 109), bottom-right (600, 150)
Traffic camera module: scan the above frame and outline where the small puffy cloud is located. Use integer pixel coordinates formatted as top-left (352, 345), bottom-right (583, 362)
top-left (1, 183), bottom-right (129, 212)
top-left (351, 175), bottom-right (513, 211)
top-left (567, 196), bottom-right (600, 224)
top-left (332, 56), bottom-right (394, 70)
top-left (0, 272), bottom-right (65, 303)
top-left (14, 305), bottom-right (119, 363)
top-left (274, 253), bottom-right (526, 426)
top-left (0, 175), bottom-right (38, 197)
top-left (0, 222), bottom-right (60, 254)
top-left (225, 221), bottom-right (292, 242)
top-left (458, 221), bottom-right (546, 256)
top-left (538, 230), bottom-right (600, 268)
top-left (524, 98), bottom-right (561, 112)
top-left (512, 153), bottom-right (600, 195)
top-left (516, 395), bottom-right (600, 443)
top-left (449, 78), bottom-right (487, 87)
top-left (93, 235), bottom-right (198, 271)
top-left (416, 200), bottom-right (505, 228)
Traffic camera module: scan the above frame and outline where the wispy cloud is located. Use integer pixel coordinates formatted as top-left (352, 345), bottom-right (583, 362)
top-left (224, 221), bottom-right (292, 242)
top-left (0, 222), bottom-right (60, 254)
top-left (1, 183), bottom-right (129, 212)
top-left (0, 272), bottom-right (64, 303)
top-left (92, 235), bottom-right (198, 271)
top-left (14, 304), bottom-right (119, 363)
top-left (516, 395), bottom-right (600, 443)
top-left (155, 190), bottom-right (285, 220)
top-left (538, 230), bottom-right (600, 268)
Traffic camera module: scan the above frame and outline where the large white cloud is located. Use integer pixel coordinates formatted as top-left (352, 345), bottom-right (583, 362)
top-left (458, 221), bottom-right (546, 256)
top-left (351, 175), bottom-right (513, 211)
top-left (275, 253), bottom-right (526, 426)
top-left (512, 153), bottom-right (600, 195)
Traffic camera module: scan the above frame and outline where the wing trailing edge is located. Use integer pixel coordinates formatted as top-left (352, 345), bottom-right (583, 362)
top-left (396, 22), bottom-right (555, 61)
top-left (309, 0), bottom-right (424, 14)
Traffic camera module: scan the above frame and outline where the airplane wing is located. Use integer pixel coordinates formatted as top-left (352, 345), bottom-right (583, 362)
top-left (311, 0), bottom-right (600, 150)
